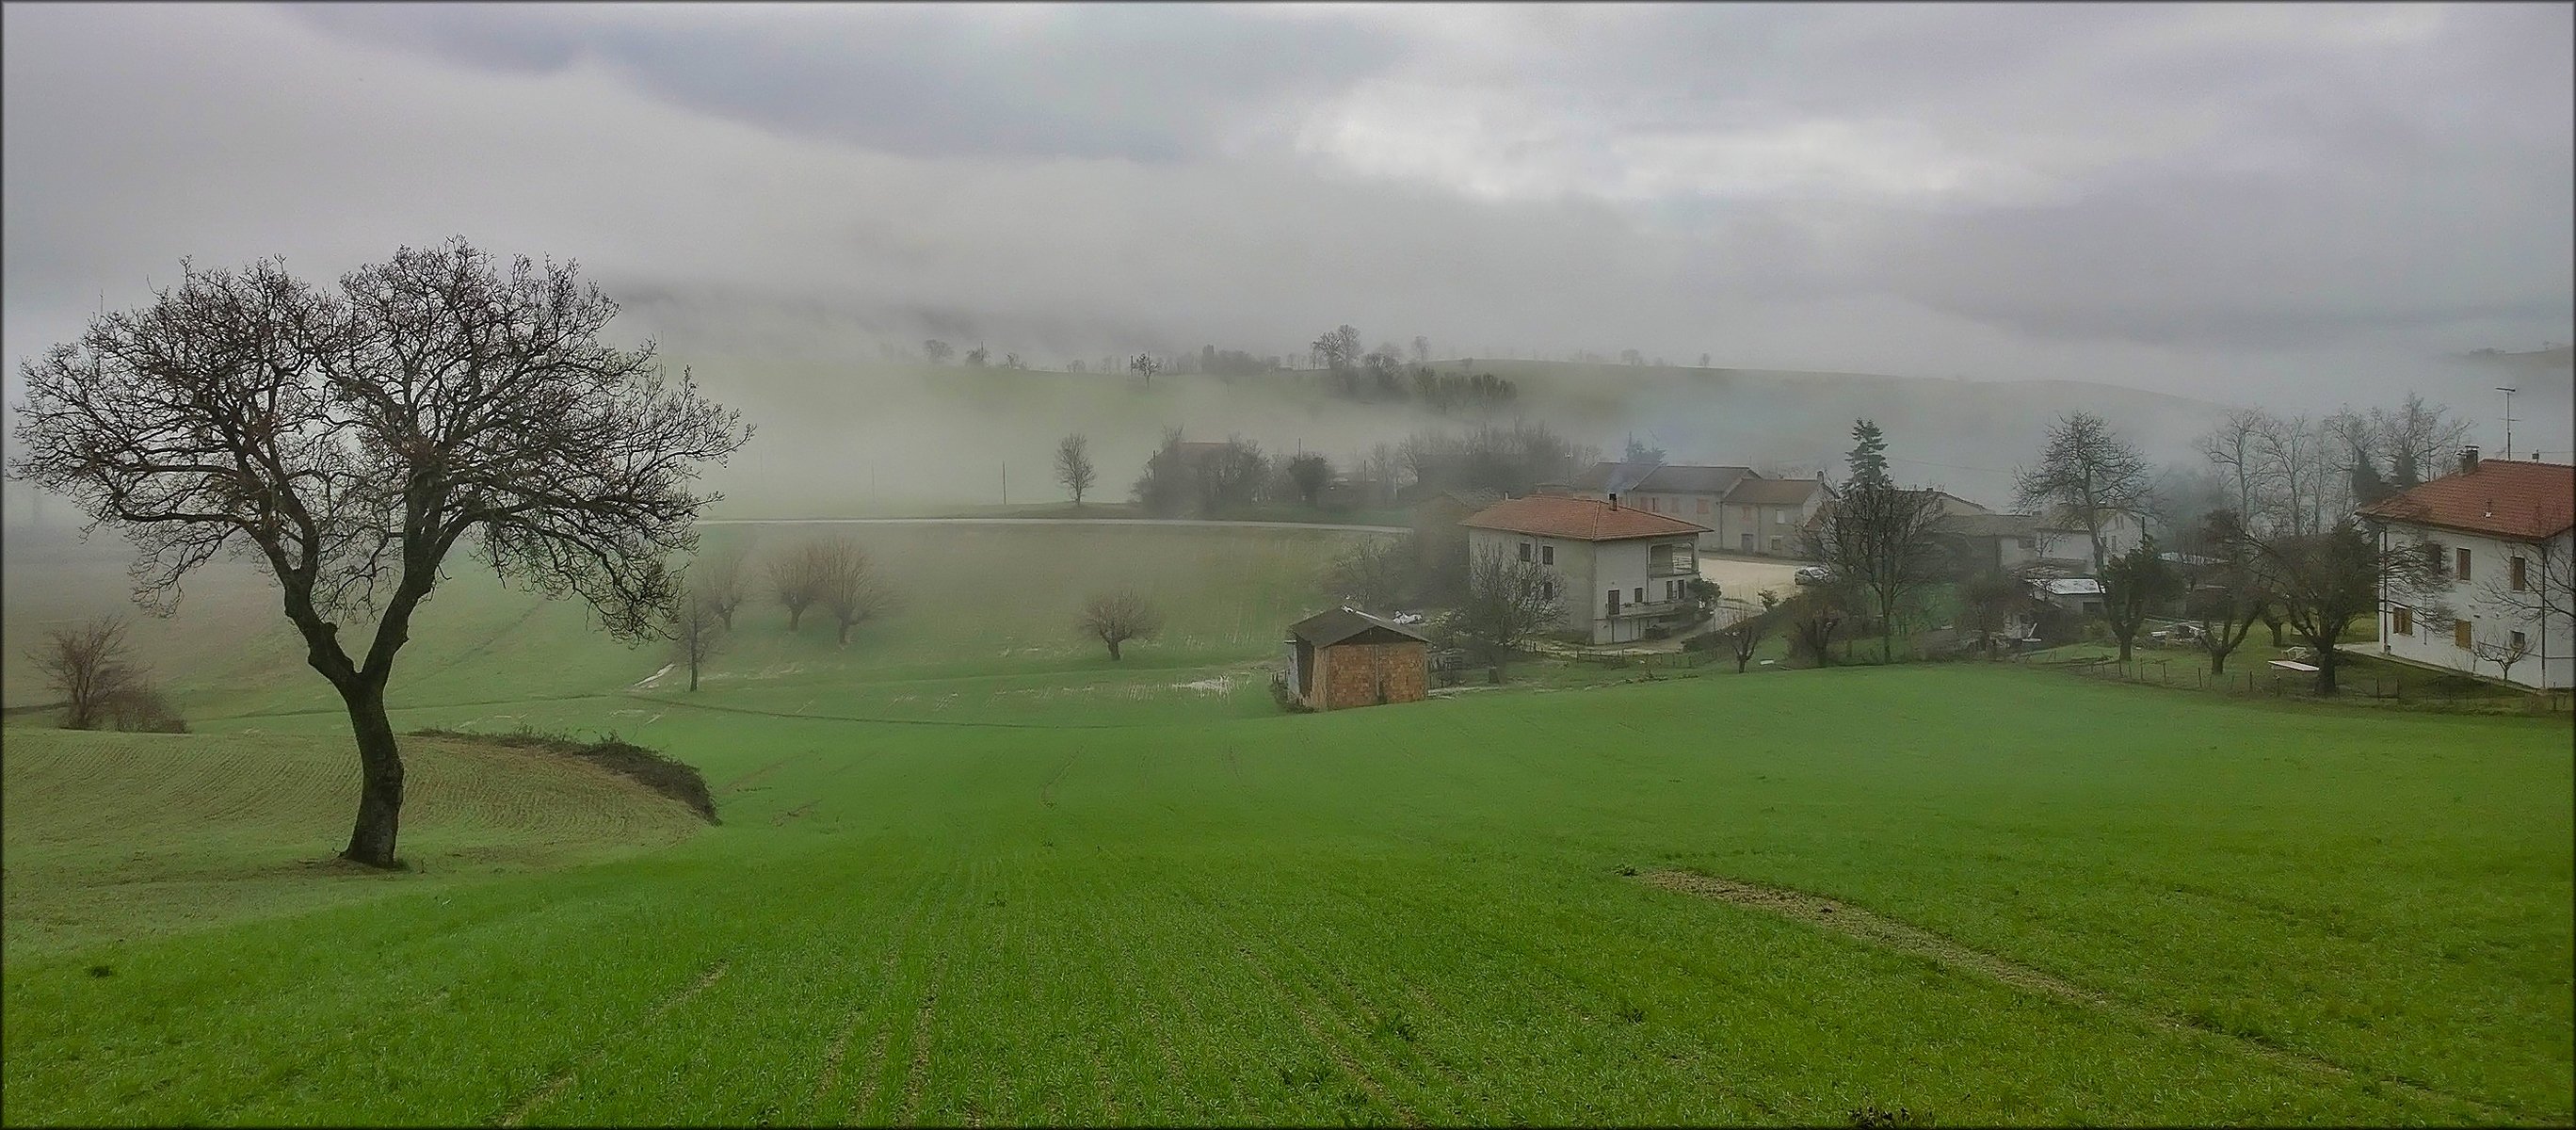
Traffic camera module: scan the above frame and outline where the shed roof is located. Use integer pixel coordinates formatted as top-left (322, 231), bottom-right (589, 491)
top-left (1460, 494), bottom-right (1710, 541)
top-left (2356, 459), bottom-right (2574, 541)
top-left (1288, 607), bottom-right (1434, 647)
top-left (1935, 512), bottom-right (2040, 539)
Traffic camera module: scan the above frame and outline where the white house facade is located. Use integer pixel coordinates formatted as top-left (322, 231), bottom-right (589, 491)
top-left (2358, 455), bottom-right (2575, 690)
top-left (1460, 494), bottom-right (1709, 645)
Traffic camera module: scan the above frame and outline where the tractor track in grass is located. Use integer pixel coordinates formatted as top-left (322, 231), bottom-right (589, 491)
top-left (1639, 870), bottom-right (2523, 1122)
top-left (1038, 750), bottom-right (1081, 808)
top-left (1230, 941), bottom-right (1421, 1126)
top-left (499, 958), bottom-right (731, 1127)
top-left (818, 879), bottom-right (942, 1105)
top-left (894, 950), bottom-right (950, 1125)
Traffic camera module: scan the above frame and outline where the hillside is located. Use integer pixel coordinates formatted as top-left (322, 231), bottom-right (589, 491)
top-left (658, 356), bottom-right (2238, 519)
top-left (0, 728), bottom-right (709, 954)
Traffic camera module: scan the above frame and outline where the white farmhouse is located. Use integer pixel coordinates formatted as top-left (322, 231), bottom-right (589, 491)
top-left (1459, 494), bottom-right (1710, 645)
top-left (2357, 450), bottom-right (2575, 689)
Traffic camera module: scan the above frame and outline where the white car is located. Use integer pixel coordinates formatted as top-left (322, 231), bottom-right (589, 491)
top-left (1793, 566), bottom-right (1832, 586)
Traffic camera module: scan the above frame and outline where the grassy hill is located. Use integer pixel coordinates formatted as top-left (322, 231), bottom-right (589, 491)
top-left (2, 729), bottom-right (707, 955)
top-left (3, 523), bottom-right (2568, 1124)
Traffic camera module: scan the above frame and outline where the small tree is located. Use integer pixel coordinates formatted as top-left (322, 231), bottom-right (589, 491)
top-left (696, 543), bottom-right (749, 630)
top-left (1724, 591), bottom-right (1778, 672)
top-left (1956, 569), bottom-right (2029, 657)
top-left (1129, 353), bottom-right (1161, 388)
top-left (923, 339), bottom-right (954, 365)
top-left (814, 538), bottom-right (896, 647)
top-left (1055, 433), bottom-right (1097, 507)
top-left (768, 546), bottom-right (821, 632)
top-left (2098, 538), bottom-right (2179, 662)
top-left (1456, 545), bottom-right (1563, 675)
top-left (964, 345), bottom-right (990, 367)
top-left (28, 615), bottom-right (141, 730)
top-left (670, 576), bottom-right (728, 692)
top-left (2187, 509), bottom-right (2264, 676)
top-left (1079, 589), bottom-right (1163, 660)
top-left (1327, 534), bottom-right (1415, 610)
top-left (2472, 541), bottom-right (2574, 687)
top-left (1801, 476), bottom-right (1948, 663)
top-left (2468, 629), bottom-right (2535, 687)
top-left (1287, 454), bottom-right (1333, 507)
top-left (2253, 520), bottom-right (2421, 695)
top-left (1783, 585), bottom-right (1850, 668)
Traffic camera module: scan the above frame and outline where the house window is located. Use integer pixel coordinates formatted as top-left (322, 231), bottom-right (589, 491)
top-left (1739, 507), bottom-right (1755, 523)
top-left (2391, 605), bottom-right (2412, 636)
top-left (2423, 541), bottom-right (2446, 575)
top-left (1606, 589), bottom-right (1620, 615)
top-left (1541, 580), bottom-right (1554, 600)
top-left (1634, 587), bottom-right (1645, 605)
top-left (2455, 546), bottom-right (2471, 581)
top-left (1698, 498), bottom-right (1710, 515)
top-left (1541, 545), bottom-right (1555, 566)
top-left (2512, 630), bottom-right (2529, 652)
top-left (2455, 619), bottom-right (2472, 650)
top-left (2511, 556), bottom-right (2528, 591)
top-left (1519, 541), bottom-right (1532, 563)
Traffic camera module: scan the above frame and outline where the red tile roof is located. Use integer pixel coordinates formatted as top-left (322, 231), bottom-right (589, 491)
top-left (1460, 494), bottom-right (1709, 541)
top-left (2358, 460), bottom-right (2575, 541)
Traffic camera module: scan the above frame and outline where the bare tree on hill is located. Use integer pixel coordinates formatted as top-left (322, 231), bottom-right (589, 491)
top-left (1079, 589), bottom-right (1163, 660)
top-left (695, 542), bottom-right (749, 630)
top-left (1456, 545), bottom-right (1562, 675)
top-left (27, 614), bottom-right (141, 730)
top-left (9, 239), bottom-right (748, 866)
top-left (1055, 433), bottom-right (1097, 507)
top-left (814, 537), bottom-right (897, 646)
top-left (768, 546), bottom-right (820, 632)
top-left (670, 574), bottom-right (728, 693)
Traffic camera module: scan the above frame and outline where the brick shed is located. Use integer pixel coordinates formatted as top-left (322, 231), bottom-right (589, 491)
top-left (1283, 608), bottom-right (1432, 712)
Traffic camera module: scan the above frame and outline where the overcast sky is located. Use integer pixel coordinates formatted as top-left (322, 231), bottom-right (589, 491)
top-left (6, 2), bottom-right (2571, 427)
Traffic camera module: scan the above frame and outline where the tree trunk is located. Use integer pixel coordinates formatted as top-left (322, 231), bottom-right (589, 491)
top-left (1735, 655), bottom-right (1750, 673)
top-left (2263, 615), bottom-right (2285, 647)
top-left (688, 656), bottom-right (700, 692)
top-left (2313, 640), bottom-right (2339, 695)
top-left (837, 621), bottom-right (851, 646)
top-left (2116, 634), bottom-right (2134, 662)
top-left (787, 606), bottom-right (803, 632)
top-left (2209, 650), bottom-right (2229, 676)
top-left (338, 679), bottom-right (405, 868)
top-left (1106, 638), bottom-right (1122, 660)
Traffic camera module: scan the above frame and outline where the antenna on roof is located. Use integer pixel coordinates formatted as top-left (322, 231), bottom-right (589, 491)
top-left (2497, 386), bottom-right (2518, 460)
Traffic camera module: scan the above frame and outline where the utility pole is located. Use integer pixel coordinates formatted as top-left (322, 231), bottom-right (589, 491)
top-left (1001, 460), bottom-right (1008, 506)
top-left (2497, 386), bottom-right (2518, 460)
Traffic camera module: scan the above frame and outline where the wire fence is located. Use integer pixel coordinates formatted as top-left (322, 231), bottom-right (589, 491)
top-left (2046, 654), bottom-right (2575, 715)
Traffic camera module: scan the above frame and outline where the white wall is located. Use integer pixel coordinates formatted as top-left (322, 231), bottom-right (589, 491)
top-left (2379, 526), bottom-right (2574, 689)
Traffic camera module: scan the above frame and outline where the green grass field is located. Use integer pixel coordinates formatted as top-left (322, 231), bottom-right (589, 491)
top-left (4, 525), bottom-right (2569, 1125)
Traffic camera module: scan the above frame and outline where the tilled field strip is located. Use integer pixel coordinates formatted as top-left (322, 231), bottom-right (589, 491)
top-left (1639, 870), bottom-right (2522, 1123)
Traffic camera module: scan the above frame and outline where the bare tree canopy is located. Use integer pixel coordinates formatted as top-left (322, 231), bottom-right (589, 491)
top-left (1455, 544), bottom-right (1563, 673)
top-left (1078, 589), bottom-right (1163, 660)
top-left (26, 615), bottom-right (143, 730)
top-left (9, 238), bottom-right (749, 866)
top-left (2182, 509), bottom-right (2267, 676)
top-left (670, 571), bottom-right (730, 693)
top-left (767, 544), bottom-right (821, 631)
top-left (1055, 433), bottom-right (1097, 507)
top-left (695, 541), bottom-right (749, 630)
top-left (813, 537), bottom-right (897, 646)
top-left (1801, 476), bottom-right (1949, 662)
top-left (2015, 412), bottom-right (2153, 573)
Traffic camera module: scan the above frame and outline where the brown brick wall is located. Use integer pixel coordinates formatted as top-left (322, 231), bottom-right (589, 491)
top-left (1315, 641), bottom-right (1428, 711)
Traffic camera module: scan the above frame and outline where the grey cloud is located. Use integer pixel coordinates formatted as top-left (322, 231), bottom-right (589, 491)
top-left (282, 3), bottom-right (1406, 162)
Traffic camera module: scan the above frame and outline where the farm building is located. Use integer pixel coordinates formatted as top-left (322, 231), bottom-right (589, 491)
top-left (1283, 607), bottom-right (1432, 711)
top-left (1459, 494), bottom-right (1709, 644)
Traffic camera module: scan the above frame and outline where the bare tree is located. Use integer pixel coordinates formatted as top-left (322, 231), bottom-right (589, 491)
top-left (1078, 589), bottom-right (1163, 660)
top-left (2014, 412), bottom-right (2153, 572)
top-left (9, 239), bottom-right (748, 866)
top-left (2468, 630), bottom-right (2536, 687)
top-left (1055, 433), bottom-right (1097, 507)
top-left (2196, 408), bottom-right (2280, 527)
top-left (670, 574), bottom-right (728, 693)
top-left (1129, 353), bottom-right (1161, 388)
top-left (2472, 541), bottom-right (2574, 686)
top-left (768, 546), bottom-right (821, 632)
top-left (695, 542), bottom-right (749, 630)
top-left (1411, 335), bottom-right (1430, 364)
top-left (1326, 534), bottom-right (1414, 610)
top-left (1801, 478), bottom-right (1949, 662)
top-left (922, 339), bottom-right (954, 365)
top-left (1783, 584), bottom-right (1851, 668)
top-left (2184, 510), bottom-right (2265, 675)
top-left (1956, 570), bottom-right (2029, 657)
top-left (813, 537), bottom-right (897, 646)
top-left (27, 615), bottom-right (142, 730)
top-left (1723, 591), bottom-right (1777, 672)
top-left (1457, 544), bottom-right (1563, 674)
top-left (2098, 538), bottom-right (2179, 662)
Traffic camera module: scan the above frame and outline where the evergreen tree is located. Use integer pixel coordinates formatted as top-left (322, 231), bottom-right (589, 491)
top-left (1846, 419), bottom-right (1892, 489)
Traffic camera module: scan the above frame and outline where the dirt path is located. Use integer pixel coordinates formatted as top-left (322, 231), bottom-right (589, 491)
top-left (1639, 870), bottom-right (2518, 1122)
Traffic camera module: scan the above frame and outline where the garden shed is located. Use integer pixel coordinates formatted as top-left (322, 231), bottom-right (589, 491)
top-left (1283, 607), bottom-right (1431, 712)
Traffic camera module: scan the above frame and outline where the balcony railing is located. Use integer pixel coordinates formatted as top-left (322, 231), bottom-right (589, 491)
top-left (1648, 552), bottom-right (1698, 577)
top-left (1604, 598), bottom-right (1692, 620)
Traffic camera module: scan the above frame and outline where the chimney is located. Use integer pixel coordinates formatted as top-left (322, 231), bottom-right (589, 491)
top-left (1609, 492), bottom-right (1620, 509)
top-left (2460, 446), bottom-right (2481, 475)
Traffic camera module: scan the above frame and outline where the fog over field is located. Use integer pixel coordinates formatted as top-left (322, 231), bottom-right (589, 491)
top-left (5, 2), bottom-right (2570, 519)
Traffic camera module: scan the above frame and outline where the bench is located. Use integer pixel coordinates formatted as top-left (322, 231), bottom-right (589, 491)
top-left (2268, 660), bottom-right (2319, 673)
